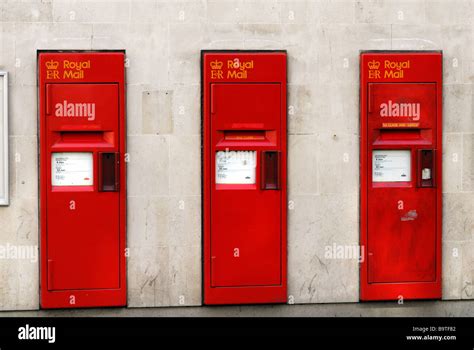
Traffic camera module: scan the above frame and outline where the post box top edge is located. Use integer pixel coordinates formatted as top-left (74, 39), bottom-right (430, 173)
top-left (202, 51), bottom-right (287, 61)
top-left (360, 51), bottom-right (442, 60)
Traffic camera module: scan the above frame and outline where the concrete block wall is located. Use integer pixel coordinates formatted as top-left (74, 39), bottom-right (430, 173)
top-left (0, 0), bottom-right (472, 310)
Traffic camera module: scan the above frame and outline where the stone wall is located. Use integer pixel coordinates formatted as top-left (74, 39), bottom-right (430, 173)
top-left (0, 0), bottom-right (472, 310)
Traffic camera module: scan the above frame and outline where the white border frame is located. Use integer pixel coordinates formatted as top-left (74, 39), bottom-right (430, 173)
top-left (0, 72), bottom-right (8, 205)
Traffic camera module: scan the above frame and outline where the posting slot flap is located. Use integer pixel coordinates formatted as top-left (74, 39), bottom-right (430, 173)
top-left (224, 130), bottom-right (265, 141)
top-left (217, 130), bottom-right (277, 147)
top-left (372, 128), bottom-right (432, 145)
top-left (51, 131), bottom-right (116, 148)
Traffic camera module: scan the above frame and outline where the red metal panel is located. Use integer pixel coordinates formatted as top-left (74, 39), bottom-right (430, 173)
top-left (39, 52), bottom-right (126, 308)
top-left (360, 52), bottom-right (442, 301)
top-left (202, 51), bottom-right (287, 304)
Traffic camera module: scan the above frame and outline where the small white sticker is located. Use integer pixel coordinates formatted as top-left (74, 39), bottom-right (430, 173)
top-left (422, 168), bottom-right (431, 180)
top-left (216, 151), bottom-right (256, 184)
top-left (52, 152), bottom-right (93, 186)
top-left (373, 150), bottom-right (411, 182)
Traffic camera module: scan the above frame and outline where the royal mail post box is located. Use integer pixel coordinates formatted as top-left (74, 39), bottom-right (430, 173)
top-left (202, 51), bottom-right (287, 304)
top-left (39, 51), bottom-right (126, 308)
top-left (360, 51), bottom-right (442, 300)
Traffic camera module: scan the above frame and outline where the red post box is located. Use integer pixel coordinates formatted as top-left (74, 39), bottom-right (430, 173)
top-left (202, 51), bottom-right (287, 304)
top-left (360, 51), bottom-right (442, 301)
top-left (39, 51), bottom-right (126, 308)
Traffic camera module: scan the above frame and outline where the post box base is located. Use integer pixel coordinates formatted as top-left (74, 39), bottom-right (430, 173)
top-left (204, 286), bottom-right (287, 305)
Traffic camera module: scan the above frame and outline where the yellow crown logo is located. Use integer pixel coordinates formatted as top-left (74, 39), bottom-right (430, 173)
top-left (368, 60), bottom-right (380, 70)
top-left (46, 60), bottom-right (59, 70)
top-left (210, 60), bottom-right (223, 70)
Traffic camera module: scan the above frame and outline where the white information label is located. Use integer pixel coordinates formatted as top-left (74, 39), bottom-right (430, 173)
top-left (216, 151), bottom-right (256, 184)
top-left (52, 152), bottom-right (93, 186)
top-left (373, 150), bottom-right (411, 182)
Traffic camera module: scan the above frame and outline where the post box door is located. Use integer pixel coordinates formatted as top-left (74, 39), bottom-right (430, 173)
top-left (210, 83), bottom-right (282, 287)
top-left (367, 83), bottom-right (437, 284)
top-left (46, 84), bottom-right (120, 291)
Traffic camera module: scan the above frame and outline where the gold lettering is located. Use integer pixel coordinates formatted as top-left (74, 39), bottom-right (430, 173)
top-left (384, 70), bottom-right (404, 79)
top-left (63, 60), bottom-right (91, 71)
top-left (46, 70), bottom-right (59, 79)
top-left (211, 70), bottom-right (223, 79)
top-left (227, 70), bottom-right (247, 79)
top-left (63, 70), bottom-right (84, 79)
top-left (368, 70), bottom-right (381, 79)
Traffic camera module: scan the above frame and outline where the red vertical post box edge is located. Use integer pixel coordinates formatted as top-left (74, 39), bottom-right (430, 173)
top-left (202, 51), bottom-right (288, 305)
top-left (39, 51), bottom-right (126, 308)
top-left (360, 51), bottom-right (442, 301)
